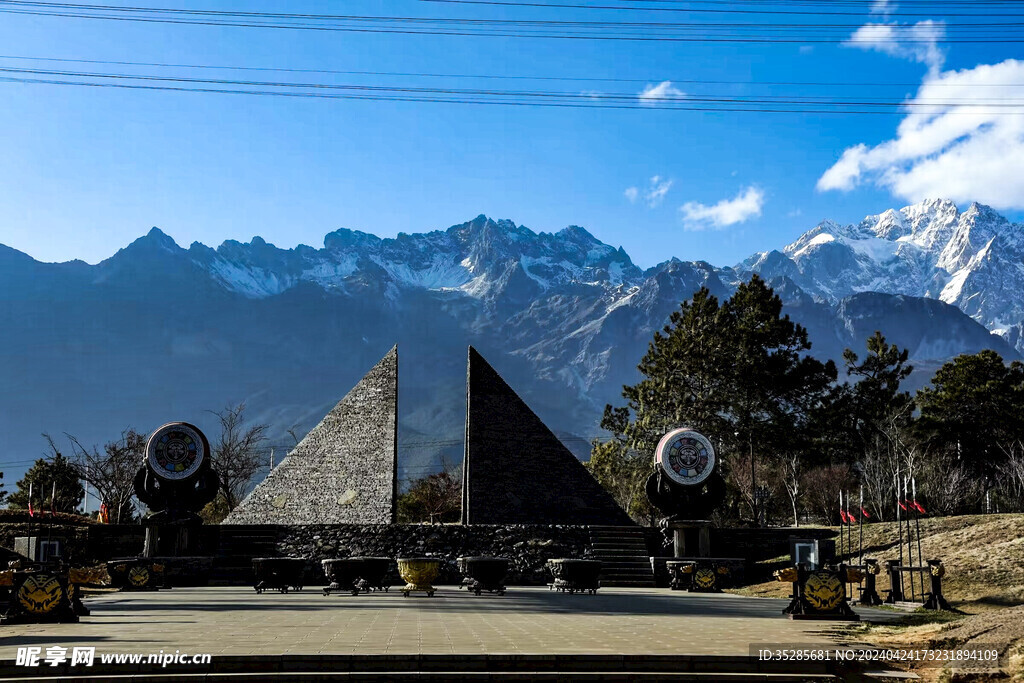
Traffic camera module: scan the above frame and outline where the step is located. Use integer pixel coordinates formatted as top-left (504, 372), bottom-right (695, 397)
top-left (0, 654), bottom-right (852, 681)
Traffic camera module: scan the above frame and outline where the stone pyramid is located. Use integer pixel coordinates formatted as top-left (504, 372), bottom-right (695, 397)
top-left (461, 346), bottom-right (634, 526)
top-left (223, 347), bottom-right (398, 525)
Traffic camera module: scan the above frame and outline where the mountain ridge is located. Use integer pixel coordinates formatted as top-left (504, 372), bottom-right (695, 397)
top-left (0, 199), bottom-right (1019, 485)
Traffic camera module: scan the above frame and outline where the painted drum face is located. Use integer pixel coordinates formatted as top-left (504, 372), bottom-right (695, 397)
top-left (655, 428), bottom-right (716, 487)
top-left (17, 573), bottom-right (64, 615)
top-left (146, 422), bottom-right (207, 481)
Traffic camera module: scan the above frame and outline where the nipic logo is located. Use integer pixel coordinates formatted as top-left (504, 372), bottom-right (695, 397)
top-left (16, 646), bottom-right (211, 667)
top-left (17, 646), bottom-right (95, 667)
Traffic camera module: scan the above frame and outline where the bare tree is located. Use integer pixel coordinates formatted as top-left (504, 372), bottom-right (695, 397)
top-left (208, 403), bottom-right (270, 511)
top-left (61, 429), bottom-right (143, 523)
top-left (921, 447), bottom-right (982, 515)
top-left (803, 463), bottom-right (857, 524)
top-left (397, 457), bottom-right (462, 524)
top-left (997, 440), bottom-right (1024, 509)
top-left (771, 451), bottom-right (803, 527)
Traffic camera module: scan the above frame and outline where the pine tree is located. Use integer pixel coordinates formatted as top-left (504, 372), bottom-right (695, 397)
top-left (601, 276), bottom-right (836, 526)
top-left (916, 350), bottom-right (1024, 492)
top-left (7, 453), bottom-right (84, 513)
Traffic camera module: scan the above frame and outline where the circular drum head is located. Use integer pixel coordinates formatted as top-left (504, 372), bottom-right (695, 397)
top-left (145, 422), bottom-right (209, 481)
top-left (655, 428), bottom-right (716, 487)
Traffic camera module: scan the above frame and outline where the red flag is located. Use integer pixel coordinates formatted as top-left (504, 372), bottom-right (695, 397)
top-left (27, 500), bottom-right (34, 517)
top-left (845, 510), bottom-right (855, 525)
top-left (861, 507), bottom-right (871, 519)
top-left (898, 500), bottom-right (907, 511)
top-left (839, 509), bottom-right (850, 524)
top-left (913, 500), bottom-right (926, 514)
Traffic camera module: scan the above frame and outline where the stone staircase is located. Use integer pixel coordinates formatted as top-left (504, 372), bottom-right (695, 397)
top-left (0, 653), bottom-right (895, 681)
top-left (588, 526), bottom-right (656, 588)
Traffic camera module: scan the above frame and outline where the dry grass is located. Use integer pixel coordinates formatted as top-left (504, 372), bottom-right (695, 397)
top-left (730, 513), bottom-right (1024, 613)
top-left (729, 514), bottom-right (1024, 681)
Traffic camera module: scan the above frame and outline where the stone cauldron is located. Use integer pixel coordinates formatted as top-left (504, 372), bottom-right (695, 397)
top-left (355, 557), bottom-right (392, 592)
top-left (397, 557), bottom-right (440, 597)
top-left (252, 557), bottom-right (306, 594)
top-left (457, 556), bottom-right (509, 595)
top-left (322, 558), bottom-right (364, 596)
top-left (321, 557), bottom-right (392, 595)
top-left (547, 558), bottom-right (601, 594)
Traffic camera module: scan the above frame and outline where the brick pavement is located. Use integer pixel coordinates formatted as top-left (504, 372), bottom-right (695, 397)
top-left (1, 587), bottom-right (896, 658)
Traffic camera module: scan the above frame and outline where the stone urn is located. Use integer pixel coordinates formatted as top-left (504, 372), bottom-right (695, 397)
top-left (665, 560), bottom-right (695, 591)
top-left (547, 558), bottom-right (602, 594)
top-left (353, 557), bottom-right (392, 592)
top-left (251, 557), bottom-right (306, 594)
top-left (397, 557), bottom-right (440, 597)
top-left (457, 556), bottom-right (509, 595)
top-left (321, 558), bottom-right (364, 596)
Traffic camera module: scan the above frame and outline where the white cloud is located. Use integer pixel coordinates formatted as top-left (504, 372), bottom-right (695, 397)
top-left (817, 59), bottom-right (1024, 210)
top-left (645, 175), bottom-right (674, 207)
top-left (625, 176), bottom-right (674, 207)
top-left (870, 0), bottom-right (896, 15)
top-left (680, 186), bottom-right (765, 230)
top-left (799, 45), bottom-right (814, 55)
top-left (845, 20), bottom-right (946, 73)
top-left (638, 81), bottom-right (686, 106)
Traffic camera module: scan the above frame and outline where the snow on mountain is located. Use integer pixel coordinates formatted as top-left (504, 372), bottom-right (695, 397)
top-left (744, 199), bottom-right (1024, 352)
top-left (0, 203), bottom-right (1020, 484)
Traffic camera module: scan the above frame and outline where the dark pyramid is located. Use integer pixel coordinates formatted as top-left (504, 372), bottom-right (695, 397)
top-left (223, 346), bottom-right (398, 525)
top-left (461, 346), bottom-right (634, 526)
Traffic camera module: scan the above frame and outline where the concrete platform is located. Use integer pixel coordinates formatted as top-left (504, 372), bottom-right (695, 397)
top-left (1, 586), bottom-right (897, 657)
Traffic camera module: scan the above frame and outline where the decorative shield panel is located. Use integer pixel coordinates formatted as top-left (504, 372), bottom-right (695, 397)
top-left (17, 573), bottom-right (64, 615)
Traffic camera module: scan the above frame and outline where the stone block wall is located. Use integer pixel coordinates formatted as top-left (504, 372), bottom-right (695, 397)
top-left (223, 347), bottom-right (398, 525)
top-left (462, 347), bottom-right (634, 526)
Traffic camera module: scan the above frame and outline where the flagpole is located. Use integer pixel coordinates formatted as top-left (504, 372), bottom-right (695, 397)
top-left (838, 490), bottom-right (844, 563)
top-left (28, 481), bottom-right (34, 563)
top-left (913, 477), bottom-right (925, 599)
top-left (859, 485), bottom-right (864, 567)
top-left (895, 469), bottom-right (904, 571)
top-left (909, 479), bottom-right (917, 602)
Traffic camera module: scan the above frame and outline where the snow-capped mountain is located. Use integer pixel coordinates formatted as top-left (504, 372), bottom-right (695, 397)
top-left (0, 204), bottom-right (1018, 484)
top-left (742, 199), bottom-right (1024, 351)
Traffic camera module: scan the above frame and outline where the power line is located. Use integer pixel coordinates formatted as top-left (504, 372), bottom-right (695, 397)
top-left (418, 0), bottom-right (1024, 17)
top-left (1, 2), bottom-right (1024, 42)
top-left (3, 66), bottom-right (1023, 113)
top-left (6, 0), bottom-right (1024, 20)
top-left (3, 54), bottom-right (1023, 89)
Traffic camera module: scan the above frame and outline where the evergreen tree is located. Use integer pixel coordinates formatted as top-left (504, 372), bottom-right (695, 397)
top-left (601, 275), bottom-right (836, 525)
top-left (602, 287), bottom-right (733, 454)
top-left (7, 453), bottom-right (84, 513)
top-left (719, 275), bottom-right (837, 524)
top-left (842, 332), bottom-right (915, 519)
top-left (916, 350), bottom-right (1024, 492)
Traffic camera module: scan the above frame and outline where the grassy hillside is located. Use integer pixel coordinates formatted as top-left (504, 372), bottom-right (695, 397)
top-left (733, 513), bottom-right (1024, 611)
top-left (732, 514), bottom-right (1024, 681)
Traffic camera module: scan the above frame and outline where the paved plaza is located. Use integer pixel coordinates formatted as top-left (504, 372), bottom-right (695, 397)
top-left (2, 587), bottom-right (895, 658)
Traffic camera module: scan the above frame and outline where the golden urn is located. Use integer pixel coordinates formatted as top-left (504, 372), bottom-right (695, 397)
top-left (397, 557), bottom-right (440, 597)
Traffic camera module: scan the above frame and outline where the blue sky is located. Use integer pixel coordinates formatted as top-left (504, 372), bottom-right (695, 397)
top-left (0, 1), bottom-right (1021, 268)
